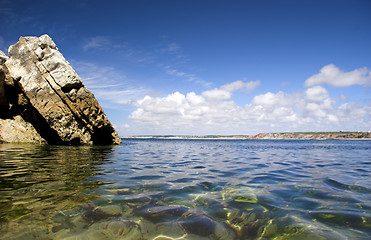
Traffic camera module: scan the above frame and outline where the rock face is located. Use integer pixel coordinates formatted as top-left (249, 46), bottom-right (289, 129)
top-left (0, 115), bottom-right (45, 143)
top-left (0, 51), bottom-right (9, 112)
top-left (0, 35), bottom-right (121, 145)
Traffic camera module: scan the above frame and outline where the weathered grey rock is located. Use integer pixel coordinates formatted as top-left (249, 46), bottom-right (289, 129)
top-left (4, 35), bottom-right (121, 145)
top-left (0, 115), bottom-right (46, 143)
top-left (0, 51), bottom-right (9, 111)
top-left (0, 67), bottom-right (7, 111)
top-left (0, 50), bottom-right (8, 64)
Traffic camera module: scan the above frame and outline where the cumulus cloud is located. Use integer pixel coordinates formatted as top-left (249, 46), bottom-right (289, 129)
top-left (203, 80), bottom-right (260, 101)
top-left (305, 64), bottom-right (371, 87)
top-left (253, 91), bottom-right (291, 107)
top-left (129, 81), bottom-right (371, 135)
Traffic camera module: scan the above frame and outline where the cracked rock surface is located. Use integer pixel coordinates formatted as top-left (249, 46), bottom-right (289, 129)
top-left (0, 35), bottom-right (121, 145)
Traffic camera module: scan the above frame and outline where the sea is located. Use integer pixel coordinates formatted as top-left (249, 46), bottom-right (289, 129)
top-left (0, 139), bottom-right (370, 239)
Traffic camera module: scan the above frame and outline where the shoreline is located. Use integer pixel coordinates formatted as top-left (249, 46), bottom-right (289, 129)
top-left (122, 131), bottom-right (371, 140)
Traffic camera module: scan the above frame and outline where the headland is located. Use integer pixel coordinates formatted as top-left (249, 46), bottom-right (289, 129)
top-left (124, 131), bottom-right (371, 140)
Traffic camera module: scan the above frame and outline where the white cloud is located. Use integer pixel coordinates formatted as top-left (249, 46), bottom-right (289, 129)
top-left (159, 39), bottom-right (189, 62)
top-left (253, 91), bottom-right (286, 106)
top-left (305, 85), bottom-right (329, 102)
top-left (136, 92), bottom-right (186, 114)
top-left (303, 87), bottom-right (335, 121)
top-left (71, 60), bottom-right (150, 107)
top-left (129, 81), bottom-right (371, 135)
top-left (82, 36), bottom-right (111, 51)
top-left (164, 66), bottom-right (212, 88)
top-left (203, 80), bottom-right (260, 101)
top-left (305, 64), bottom-right (371, 87)
top-left (165, 43), bottom-right (180, 53)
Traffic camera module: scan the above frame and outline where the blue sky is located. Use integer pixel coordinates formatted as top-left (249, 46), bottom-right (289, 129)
top-left (1, 0), bottom-right (371, 135)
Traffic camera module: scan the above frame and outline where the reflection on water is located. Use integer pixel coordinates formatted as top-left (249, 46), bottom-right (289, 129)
top-left (0, 144), bottom-right (114, 239)
top-left (0, 140), bottom-right (370, 239)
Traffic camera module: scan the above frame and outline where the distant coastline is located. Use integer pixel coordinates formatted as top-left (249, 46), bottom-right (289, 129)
top-left (123, 131), bottom-right (371, 140)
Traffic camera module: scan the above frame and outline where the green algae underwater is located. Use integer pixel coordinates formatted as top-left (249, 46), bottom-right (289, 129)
top-left (0, 139), bottom-right (370, 239)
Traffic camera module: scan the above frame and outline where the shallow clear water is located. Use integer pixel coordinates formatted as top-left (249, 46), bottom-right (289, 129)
top-left (0, 139), bottom-right (370, 239)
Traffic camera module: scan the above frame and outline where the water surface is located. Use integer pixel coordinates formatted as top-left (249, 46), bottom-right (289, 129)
top-left (0, 139), bottom-right (370, 239)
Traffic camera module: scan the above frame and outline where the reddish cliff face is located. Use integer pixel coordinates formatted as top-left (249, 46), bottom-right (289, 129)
top-left (249, 132), bottom-right (371, 140)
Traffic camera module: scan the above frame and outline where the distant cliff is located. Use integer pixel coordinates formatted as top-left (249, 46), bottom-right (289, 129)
top-left (124, 132), bottom-right (371, 140)
top-left (0, 35), bottom-right (121, 145)
top-left (249, 132), bottom-right (371, 140)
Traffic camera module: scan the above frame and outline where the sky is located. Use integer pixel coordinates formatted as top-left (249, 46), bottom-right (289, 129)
top-left (1, 0), bottom-right (371, 136)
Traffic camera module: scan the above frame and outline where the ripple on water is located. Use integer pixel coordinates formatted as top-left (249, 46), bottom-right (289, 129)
top-left (171, 178), bottom-right (198, 183)
top-left (1, 140), bottom-right (371, 240)
top-left (324, 177), bottom-right (371, 193)
top-left (249, 174), bottom-right (293, 184)
top-left (192, 165), bottom-right (206, 169)
top-left (130, 175), bottom-right (165, 180)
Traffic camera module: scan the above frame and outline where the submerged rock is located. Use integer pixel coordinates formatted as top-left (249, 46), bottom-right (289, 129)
top-left (0, 35), bottom-right (121, 145)
top-left (100, 219), bottom-right (141, 239)
top-left (82, 205), bottom-right (122, 223)
top-left (179, 215), bottom-right (216, 237)
top-left (134, 205), bottom-right (189, 222)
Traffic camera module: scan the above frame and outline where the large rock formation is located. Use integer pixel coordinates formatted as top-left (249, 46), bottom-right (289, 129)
top-left (0, 35), bottom-right (121, 145)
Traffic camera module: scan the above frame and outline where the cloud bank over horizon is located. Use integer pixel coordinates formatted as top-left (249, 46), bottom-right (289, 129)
top-left (124, 65), bottom-right (371, 135)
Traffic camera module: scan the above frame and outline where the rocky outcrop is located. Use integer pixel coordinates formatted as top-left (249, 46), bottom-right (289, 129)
top-left (0, 35), bottom-right (121, 145)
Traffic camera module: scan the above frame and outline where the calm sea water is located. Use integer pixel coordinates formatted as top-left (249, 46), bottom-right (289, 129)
top-left (0, 139), bottom-right (370, 239)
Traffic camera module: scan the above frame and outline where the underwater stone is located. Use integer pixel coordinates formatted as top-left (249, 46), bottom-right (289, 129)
top-left (95, 205), bottom-right (123, 216)
top-left (134, 205), bottom-right (189, 222)
top-left (179, 216), bottom-right (216, 237)
top-left (100, 219), bottom-right (142, 238)
top-left (83, 206), bottom-right (122, 222)
top-left (261, 219), bottom-right (278, 238)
